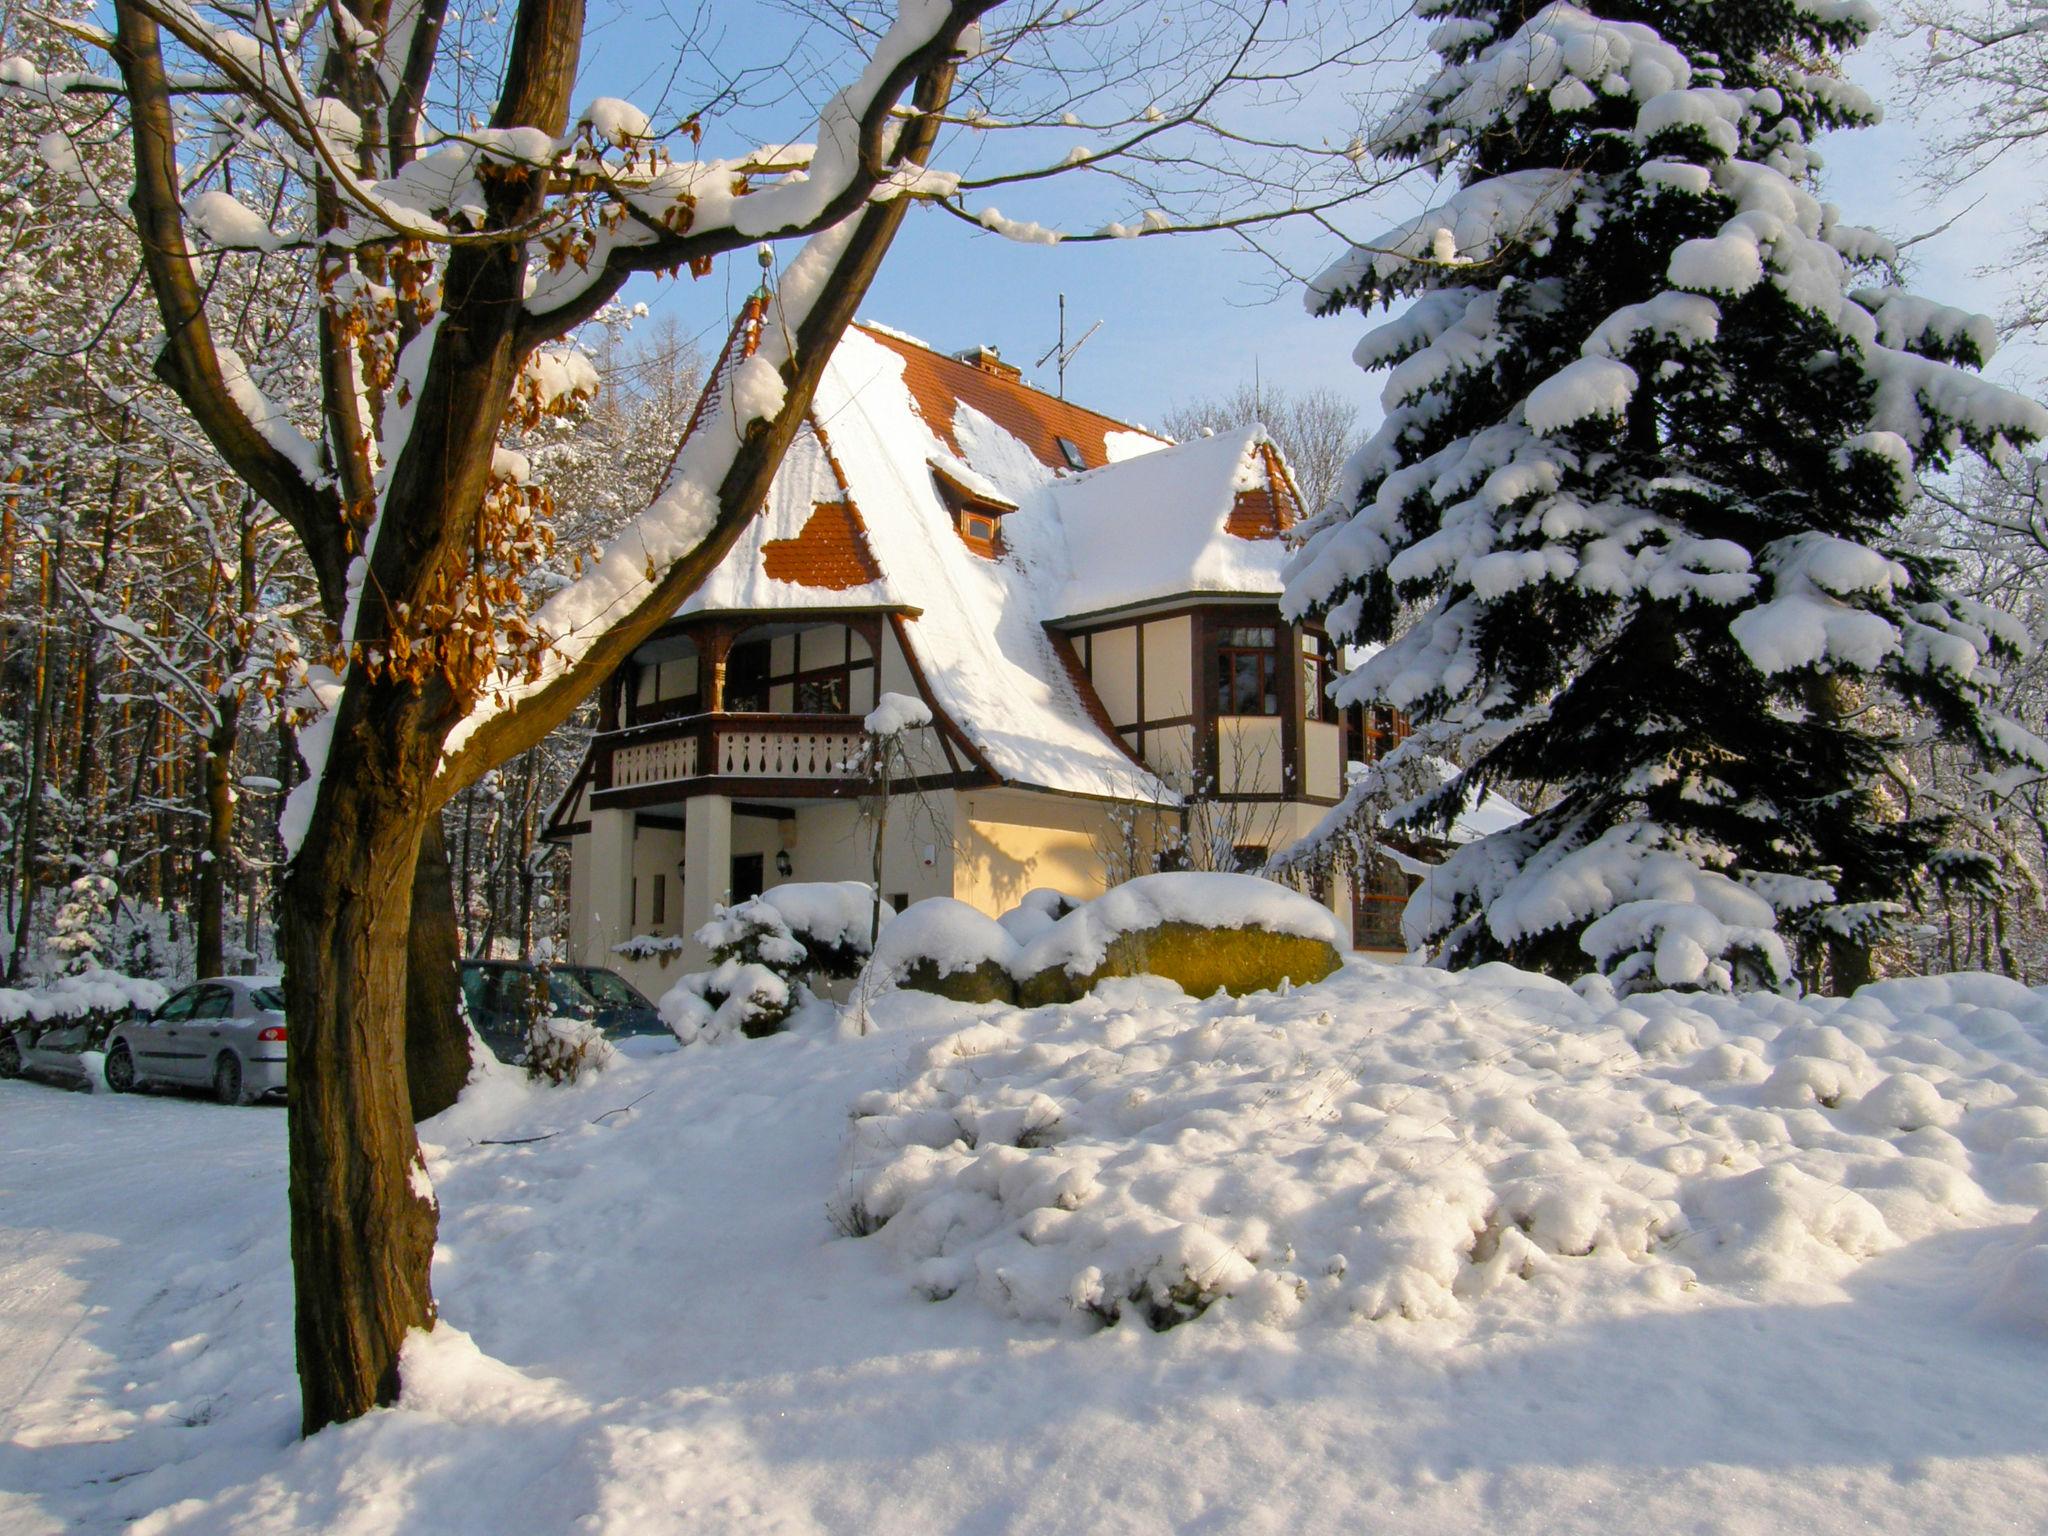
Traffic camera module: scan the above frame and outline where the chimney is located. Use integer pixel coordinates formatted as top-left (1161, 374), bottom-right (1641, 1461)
top-left (954, 343), bottom-right (1021, 382)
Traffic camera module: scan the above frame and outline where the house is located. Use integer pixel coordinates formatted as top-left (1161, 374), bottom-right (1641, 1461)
top-left (546, 302), bottom-right (1433, 990)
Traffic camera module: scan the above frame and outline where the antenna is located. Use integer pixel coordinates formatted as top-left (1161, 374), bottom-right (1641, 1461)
top-left (1033, 293), bottom-right (1103, 399)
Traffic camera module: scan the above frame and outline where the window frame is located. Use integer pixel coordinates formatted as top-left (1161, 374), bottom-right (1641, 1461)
top-left (1214, 623), bottom-right (1283, 717)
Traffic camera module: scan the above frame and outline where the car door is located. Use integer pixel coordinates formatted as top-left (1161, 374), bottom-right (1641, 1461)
top-left (197, 982), bottom-right (253, 1064)
top-left (175, 984), bottom-right (236, 1082)
top-left (135, 986), bottom-right (200, 1082)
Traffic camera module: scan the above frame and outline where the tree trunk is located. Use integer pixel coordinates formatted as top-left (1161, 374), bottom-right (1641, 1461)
top-left (8, 538), bottom-right (58, 982)
top-left (281, 724), bottom-right (440, 1436)
top-left (1827, 937), bottom-right (1874, 996)
top-left (195, 710), bottom-right (237, 977)
top-left (405, 817), bottom-right (471, 1122)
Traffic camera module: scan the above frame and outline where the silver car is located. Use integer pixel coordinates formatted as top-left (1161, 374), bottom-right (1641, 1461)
top-left (104, 976), bottom-right (288, 1105)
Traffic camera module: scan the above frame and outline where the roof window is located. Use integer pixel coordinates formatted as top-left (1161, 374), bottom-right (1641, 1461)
top-left (1055, 436), bottom-right (1087, 471)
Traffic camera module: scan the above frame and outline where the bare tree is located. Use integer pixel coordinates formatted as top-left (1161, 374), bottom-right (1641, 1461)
top-left (3, 0), bottom-right (1406, 1434)
top-left (1160, 381), bottom-right (1361, 511)
top-left (1901, 0), bottom-right (2048, 334)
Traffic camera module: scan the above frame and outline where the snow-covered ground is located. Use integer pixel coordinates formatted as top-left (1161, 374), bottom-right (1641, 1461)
top-left (5, 962), bottom-right (2048, 1534)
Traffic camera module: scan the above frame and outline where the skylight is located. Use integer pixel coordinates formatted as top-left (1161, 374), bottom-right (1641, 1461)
top-left (1055, 436), bottom-right (1087, 471)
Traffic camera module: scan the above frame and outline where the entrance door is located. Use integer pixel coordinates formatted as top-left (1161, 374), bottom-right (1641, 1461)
top-left (731, 853), bottom-right (765, 904)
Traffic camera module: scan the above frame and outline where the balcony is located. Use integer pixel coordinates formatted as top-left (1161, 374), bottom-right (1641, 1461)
top-left (595, 712), bottom-right (868, 803)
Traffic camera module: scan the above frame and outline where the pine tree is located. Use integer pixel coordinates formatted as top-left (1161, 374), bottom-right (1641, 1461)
top-left (1285, 0), bottom-right (2048, 993)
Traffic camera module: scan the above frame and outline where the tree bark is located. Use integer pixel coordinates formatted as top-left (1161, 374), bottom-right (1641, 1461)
top-left (282, 682), bottom-right (441, 1434)
top-left (405, 818), bottom-right (470, 1121)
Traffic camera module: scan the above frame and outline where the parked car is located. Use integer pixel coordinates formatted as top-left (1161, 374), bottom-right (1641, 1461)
top-left (103, 976), bottom-right (288, 1105)
top-left (458, 961), bottom-right (666, 1064)
top-left (0, 1015), bottom-right (105, 1090)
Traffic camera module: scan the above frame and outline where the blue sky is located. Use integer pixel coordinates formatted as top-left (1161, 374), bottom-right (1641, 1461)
top-left (576, 5), bottom-right (2045, 436)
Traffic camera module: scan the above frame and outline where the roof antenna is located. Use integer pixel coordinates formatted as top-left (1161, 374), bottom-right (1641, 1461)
top-left (1034, 292), bottom-right (1103, 399)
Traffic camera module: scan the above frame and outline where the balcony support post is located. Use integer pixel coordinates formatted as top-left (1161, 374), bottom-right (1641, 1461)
top-left (583, 807), bottom-right (637, 964)
top-left (682, 793), bottom-right (733, 966)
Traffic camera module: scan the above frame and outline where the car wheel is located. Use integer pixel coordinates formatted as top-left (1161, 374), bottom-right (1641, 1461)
top-left (104, 1042), bottom-right (137, 1093)
top-left (0, 1033), bottom-right (21, 1079)
top-left (212, 1052), bottom-right (248, 1107)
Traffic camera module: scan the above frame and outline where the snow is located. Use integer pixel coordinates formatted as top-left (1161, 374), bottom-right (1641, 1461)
top-left (868, 897), bottom-right (1016, 982)
top-left (7, 963), bottom-right (2048, 1533)
top-left (580, 97), bottom-right (650, 145)
top-left (1523, 355), bottom-right (1638, 435)
top-left (752, 881), bottom-right (889, 952)
top-left (1044, 424), bottom-right (1292, 619)
top-left (0, 967), bottom-right (167, 1026)
top-left (183, 190), bottom-right (281, 251)
top-left (864, 691), bottom-right (933, 736)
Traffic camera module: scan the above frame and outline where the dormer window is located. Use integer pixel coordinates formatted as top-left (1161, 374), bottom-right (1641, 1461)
top-left (1055, 436), bottom-right (1087, 471)
top-left (929, 460), bottom-right (1016, 560)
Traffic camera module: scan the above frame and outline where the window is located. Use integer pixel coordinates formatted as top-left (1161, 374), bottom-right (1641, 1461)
top-left (723, 626), bottom-right (870, 716)
top-left (1216, 624), bottom-right (1281, 716)
top-left (651, 873), bottom-right (666, 928)
top-left (1055, 436), bottom-right (1087, 471)
top-left (1348, 702), bottom-right (1409, 763)
top-left (155, 987), bottom-right (200, 1023)
top-left (795, 671), bottom-right (849, 713)
top-left (1302, 632), bottom-right (1336, 723)
top-left (889, 892), bottom-right (910, 913)
top-left (190, 985), bottom-right (234, 1020)
top-left (725, 641), bottom-right (770, 712)
top-left (1354, 858), bottom-right (1415, 950)
top-left (251, 986), bottom-right (286, 1012)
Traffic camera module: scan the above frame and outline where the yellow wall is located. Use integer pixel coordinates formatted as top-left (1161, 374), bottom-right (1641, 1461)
top-left (952, 787), bottom-right (1167, 912)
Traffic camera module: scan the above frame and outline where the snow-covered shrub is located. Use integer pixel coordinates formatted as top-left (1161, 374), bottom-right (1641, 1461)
top-left (867, 874), bottom-right (1345, 1008)
top-left (660, 960), bottom-right (793, 1045)
top-left (868, 899), bottom-right (1019, 1004)
top-left (611, 933), bottom-right (687, 964)
top-left (661, 882), bottom-right (889, 1043)
top-left (994, 888), bottom-right (1079, 945)
top-left (1014, 872), bottom-right (1345, 1003)
top-left (523, 1015), bottom-right (616, 1084)
top-left (839, 965), bottom-right (2048, 1334)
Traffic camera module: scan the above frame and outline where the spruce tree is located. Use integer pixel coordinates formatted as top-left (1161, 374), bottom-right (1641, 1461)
top-left (1284, 0), bottom-right (2048, 992)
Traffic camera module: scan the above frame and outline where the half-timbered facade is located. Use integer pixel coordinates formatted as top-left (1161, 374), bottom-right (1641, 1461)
top-left (548, 311), bottom-right (1439, 987)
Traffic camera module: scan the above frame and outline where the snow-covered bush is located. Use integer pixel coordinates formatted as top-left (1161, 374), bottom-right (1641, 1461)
top-left (523, 1014), bottom-right (616, 1085)
top-left (994, 888), bottom-right (1079, 945)
top-left (660, 959), bottom-right (794, 1045)
top-left (661, 882), bottom-right (889, 1043)
top-left (865, 874), bottom-right (1346, 1007)
top-left (1014, 872), bottom-right (1345, 1003)
top-left (868, 899), bottom-right (1019, 1004)
top-left (839, 965), bottom-right (2048, 1334)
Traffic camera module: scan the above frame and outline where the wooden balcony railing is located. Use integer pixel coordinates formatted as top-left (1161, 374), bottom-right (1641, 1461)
top-left (597, 713), bottom-right (867, 795)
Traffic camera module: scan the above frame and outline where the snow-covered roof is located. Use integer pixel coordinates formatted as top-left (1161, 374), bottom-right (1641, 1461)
top-left (671, 323), bottom-right (1308, 800)
top-left (1040, 425), bottom-right (1295, 621)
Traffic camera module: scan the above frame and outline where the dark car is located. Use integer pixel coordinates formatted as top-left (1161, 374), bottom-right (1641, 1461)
top-left (458, 961), bottom-right (667, 1064)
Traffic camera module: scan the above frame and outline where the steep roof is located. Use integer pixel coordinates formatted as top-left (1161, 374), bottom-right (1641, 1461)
top-left (673, 320), bottom-right (1306, 800)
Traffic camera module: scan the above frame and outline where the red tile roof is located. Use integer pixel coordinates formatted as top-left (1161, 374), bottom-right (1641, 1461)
top-left (1224, 442), bottom-right (1305, 541)
top-left (856, 324), bottom-right (1165, 473)
top-left (761, 501), bottom-right (883, 590)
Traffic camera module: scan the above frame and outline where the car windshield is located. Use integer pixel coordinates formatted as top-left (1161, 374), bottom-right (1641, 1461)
top-left (251, 986), bottom-right (286, 1012)
top-left (569, 968), bottom-right (650, 1009)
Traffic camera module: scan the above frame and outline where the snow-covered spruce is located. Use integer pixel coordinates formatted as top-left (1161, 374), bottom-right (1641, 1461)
top-left (662, 882), bottom-right (889, 1043)
top-left (1281, 0), bottom-right (2048, 991)
top-left (836, 964), bottom-right (2048, 1331)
